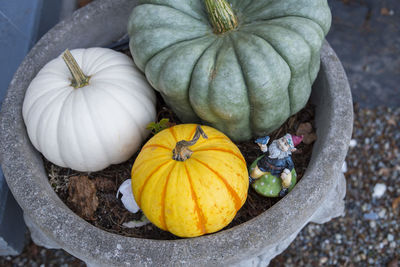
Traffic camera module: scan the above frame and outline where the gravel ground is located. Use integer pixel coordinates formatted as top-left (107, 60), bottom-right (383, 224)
top-left (270, 105), bottom-right (400, 266)
top-left (1, 104), bottom-right (399, 266)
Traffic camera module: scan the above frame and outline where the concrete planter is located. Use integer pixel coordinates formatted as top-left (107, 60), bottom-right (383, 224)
top-left (0, 0), bottom-right (353, 266)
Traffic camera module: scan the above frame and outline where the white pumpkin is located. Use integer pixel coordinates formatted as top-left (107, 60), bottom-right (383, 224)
top-left (22, 47), bottom-right (156, 172)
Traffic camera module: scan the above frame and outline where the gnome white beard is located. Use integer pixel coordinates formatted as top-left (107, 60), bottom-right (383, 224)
top-left (268, 141), bottom-right (291, 159)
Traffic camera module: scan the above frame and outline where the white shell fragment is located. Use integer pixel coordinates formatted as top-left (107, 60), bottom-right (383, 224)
top-left (372, 183), bottom-right (387, 199)
top-left (116, 179), bottom-right (140, 213)
top-left (122, 215), bottom-right (150, 228)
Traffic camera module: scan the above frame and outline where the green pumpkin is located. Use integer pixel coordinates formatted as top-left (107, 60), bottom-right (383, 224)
top-left (249, 156), bottom-right (297, 197)
top-left (128, 0), bottom-right (331, 141)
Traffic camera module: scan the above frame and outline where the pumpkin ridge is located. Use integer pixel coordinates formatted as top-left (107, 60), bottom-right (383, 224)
top-left (143, 35), bottom-right (213, 75)
top-left (187, 38), bottom-right (219, 113)
top-left (192, 158), bottom-right (242, 211)
top-left (249, 14), bottom-right (327, 36)
top-left (261, 17), bottom-right (324, 83)
top-left (193, 148), bottom-right (246, 165)
top-left (184, 164), bottom-right (207, 235)
top-left (26, 86), bottom-right (68, 146)
top-left (92, 78), bottom-right (156, 119)
top-left (70, 92), bottom-right (88, 169)
top-left (139, 3), bottom-right (207, 24)
top-left (160, 161), bottom-right (177, 231)
top-left (241, 31), bottom-right (294, 114)
top-left (79, 87), bottom-right (111, 163)
top-left (227, 34), bottom-right (253, 134)
top-left (82, 48), bottom-right (111, 75)
top-left (136, 160), bottom-right (171, 207)
top-left (34, 88), bottom-right (71, 166)
top-left (241, 0), bottom-right (275, 19)
top-left (93, 79), bottom-right (155, 135)
top-left (189, 38), bottom-right (224, 125)
top-left (189, 136), bottom-right (229, 148)
top-left (54, 90), bottom-right (76, 167)
top-left (237, 0), bottom-right (258, 15)
top-left (168, 127), bottom-right (178, 142)
top-left (94, 83), bottom-right (146, 142)
top-left (142, 144), bottom-right (171, 151)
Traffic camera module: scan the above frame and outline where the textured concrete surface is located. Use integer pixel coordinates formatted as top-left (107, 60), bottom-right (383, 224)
top-left (0, 0), bottom-right (76, 256)
top-left (326, 0), bottom-right (400, 107)
top-left (0, 0), bottom-right (353, 265)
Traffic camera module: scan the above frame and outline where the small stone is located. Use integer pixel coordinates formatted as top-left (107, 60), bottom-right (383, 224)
top-left (349, 139), bottom-right (357, 148)
top-left (390, 242), bottom-right (397, 249)
top-left (360, 254), bottom-right (367, 261)
top-left (369, 221), bottom-right (377, 228)
top-left (364, 212), bottom-right (379, 220)
top-left (378, 209), bottom-right (386, 218)
top-left (361, 203), bottom-right (370, 212)
top-left (387, 234), bottom-right (394, 242)
top-left (372, 183), bottom-right (387, 198)
top-left (320, 257), bottom-right (328, 264)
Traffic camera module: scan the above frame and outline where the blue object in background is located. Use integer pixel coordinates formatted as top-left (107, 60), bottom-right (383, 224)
top-left (0, 0), bottom-right (76, 255)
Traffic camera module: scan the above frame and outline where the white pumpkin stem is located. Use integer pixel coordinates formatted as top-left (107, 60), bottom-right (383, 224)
top-left (172, 125), bottom-right (208, 161)
top-left (204, 0), bottom-right (238, 34)
top-left (62, 49), bottom-right (90, 88)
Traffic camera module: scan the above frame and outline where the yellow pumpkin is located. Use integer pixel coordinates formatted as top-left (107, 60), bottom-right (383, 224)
top-left (131, 124), bottom-right (248, 237)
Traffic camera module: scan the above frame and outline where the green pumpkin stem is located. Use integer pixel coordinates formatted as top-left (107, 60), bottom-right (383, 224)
top-left (204, 0), bottom-right (238, 34)
top-left (172, 125), bottom-right (208, 161)
top-left (62, 49), bottom-right (90, 89)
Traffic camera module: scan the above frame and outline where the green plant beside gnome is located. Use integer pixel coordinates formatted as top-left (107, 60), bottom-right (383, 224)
top-left (250, 134), bottom-right (303, 197)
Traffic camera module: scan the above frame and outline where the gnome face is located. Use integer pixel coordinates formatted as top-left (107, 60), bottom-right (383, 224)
top-left (268, 140), bottom-right (292, 159)
top-left (277, 136), bottom-right (292, 152)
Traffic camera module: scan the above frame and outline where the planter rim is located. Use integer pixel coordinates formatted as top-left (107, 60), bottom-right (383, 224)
top-left (0, 0), bottom-right (353, 265)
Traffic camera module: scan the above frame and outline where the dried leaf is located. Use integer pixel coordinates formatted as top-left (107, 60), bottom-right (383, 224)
top-left (381, 7), bottom-right (390, 16)
top-left (296, 122), bottom-right (317, 144)
top-left (68, 176), bottom-right (99, 220)
top-left (296, 122), bottom-right (313, 135)
top-left (392, 196), bottom-right (400, 215)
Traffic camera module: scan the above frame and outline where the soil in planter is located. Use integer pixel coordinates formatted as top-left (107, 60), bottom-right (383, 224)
top-left (45, 48), bottom-right (316, 240)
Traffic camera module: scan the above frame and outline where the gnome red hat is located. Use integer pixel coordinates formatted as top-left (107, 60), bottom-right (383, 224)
top-left (291, 135), bottom-right (303, 147)
top-left (284, 134), bottom-right (303, 149)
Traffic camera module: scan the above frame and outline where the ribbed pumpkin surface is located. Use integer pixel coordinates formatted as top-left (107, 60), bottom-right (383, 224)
top-left (131, 124), bottom-right (248, 237)
top-left (128, 0), bottom-right (332, 141)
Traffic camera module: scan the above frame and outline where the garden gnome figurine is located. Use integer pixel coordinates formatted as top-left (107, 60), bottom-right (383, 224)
top-left (250, 134), bottom-right (303, 197)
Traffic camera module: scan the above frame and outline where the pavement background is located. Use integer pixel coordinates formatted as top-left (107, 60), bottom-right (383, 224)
top-left (0, 0), bottom-right (399, 266)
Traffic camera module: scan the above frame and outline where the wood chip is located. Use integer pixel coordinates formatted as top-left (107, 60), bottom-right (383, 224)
top-left (392, 196), bottom-right (400, 215)
top-left (68, 176), bottom-right (99, 220)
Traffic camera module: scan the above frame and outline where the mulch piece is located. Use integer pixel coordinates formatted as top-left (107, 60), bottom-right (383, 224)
top-left (44, 47), bottom-right (315, 240)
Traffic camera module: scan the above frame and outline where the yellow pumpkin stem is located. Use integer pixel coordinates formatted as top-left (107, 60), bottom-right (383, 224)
top-left (172, 125), bottom-right (208, 161)
top-left (62, 49), bottom-right (90, 89)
